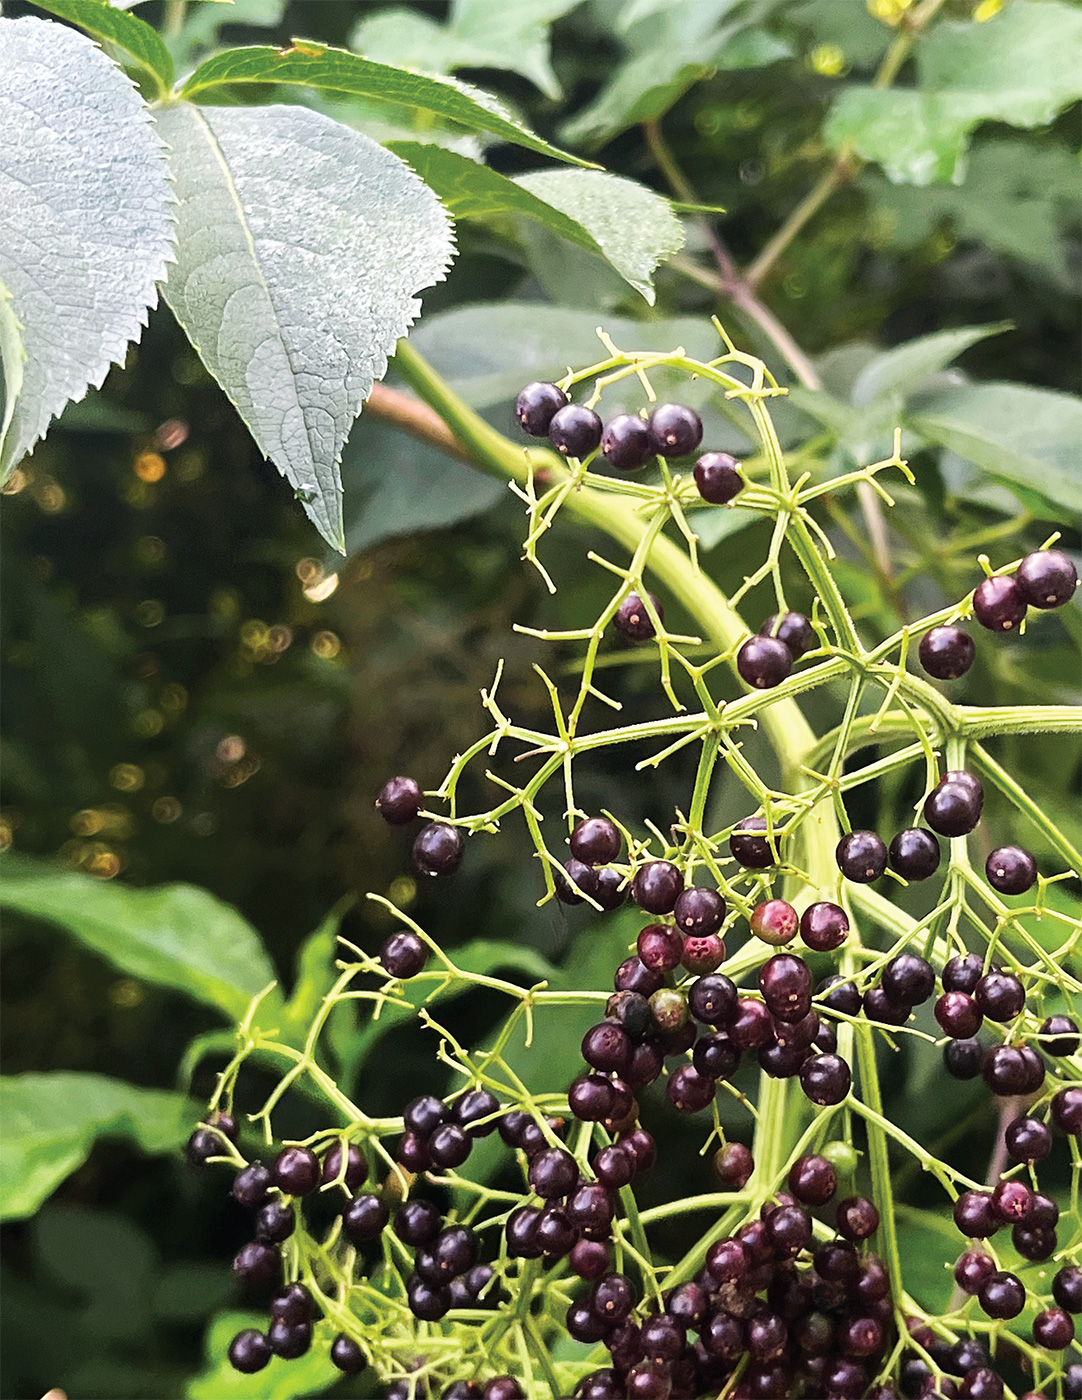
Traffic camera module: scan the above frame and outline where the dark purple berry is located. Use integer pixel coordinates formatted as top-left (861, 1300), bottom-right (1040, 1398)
top-left (759, 612), bottom-right (815, 657)
top-left (927, 769), bottom-right (985, 834)
top-left (452, 1087), bottom-right (500, 1137)
top-left (953, 1191), bottom-right (999, 1238)
top-left (693, 1031), bottom-right (740, 1079)
top-left (269, 1283), bottom-right (314, 1327)
top-left (814, 1239), bottom-right (860, 1283)
top-left (549, 403), bottom-right (602, 458)
top-left (484, 1379), bottom-right (524, 1400)
top-left (186, 1128), bottom-right (223, 1167)
top-left (404, 1095), bottom-right (447, 1137)
top-left (1016, 549), bottom-right (1077, 608)
top-left (729, 997), bottom-right (773, 1050)
top-left (713, 1141), bottom-right (754, 1189)
top-left (571, 1238), bottom-right (611, 1279)
top-left (954, 1249), bottom-right (994, 1294)
top-left (413, 821), bottom-right (463, 877)
top-left (1014, 1221), bottom-right (1058, 1260)
top-left (788, 1154), bottom-right (836, 1206)
top-left (429, 1122), bottom-right (471, 1168)
top-left (974, 971), bottom-right (1025, 1022)
top-left (648, 403), bottom-right (702, 457)
top-left (767, 1203), bottom-right (812, 1258)
top-left (626, 1040), bottom-right (664, 1089)
top-left (516, 381), bottom-right (567, 436)
top-left (973, 575), bottom-right (1026, 632)
top-left (688, 973), bottom-right (737, 1027)
top-left (888, 828), bottom-right (941, 880)
top-left (505, 1206), bottom-right (542, 1258)
top-left (632, 861), bottom-right (684, 914)
top-left (978, 1270), bottom-right (1025, 1318)
top-left (376, 775), bottom-right (422, 825)
top-left (694, 451), bottom-right (743, 503)
top-left (1034, 1307), bottom-right (1074, 1349)
top-left (232, 1241), bottom-right (280, 1295)
top-left (268, 1317), bottom-right (312, 1359)
top-left (981, 1044), bottom-right (1032, 1096)
top-left (1052, 1086), bottom-right (1082, 1135)
top-left (614, 956), bottom-right (664, 997)
top-left (750, 899), bottom-right (799, 946)
top-left (760, 953), bottom-right (812, 1022)
top-left (571, 816), bottom-right (621, 866)
top-left (800, 1053), bottom-right (851, 1105)
top-left (1054, 1264), bottom-right (1082, 1312)
top-left (601, 414), bottom-right (653, 470)
top-left (590, 867), bottom-right (626, 910)
top-left (529, 1147), bottom-right (578, 1199)
top-left (863, 985), bottom-right (909, 1025)
top-left (555, 857), bottom-right (592, 905)
top-left (591, 1271), bottom-right (635, 1323)
top-left (935, 992), bottom-right (982, 1039)
top-left (958, 1368), bottom-right (1003, 1400)
top-left (614, 591), bottom-right (662, 643)
top-left (730, 816), bottom-right (776, 868)
top-left (342, 1193), bottom-right (388, 1244)
top-left (737, 635), bottom-right (792, 689)
top-left (919, 626), bottom-right (975, 680)
top-left (883, 953), bottom-right (935, 1006)
top-left (621, 1127), bottom-right (657, 1173)
top-left (380, 930), bottom-right (427, 978)
top-left (836, 1196), bottom-right (879, 1240)
top-left (567, 1183), bottom-right (614, 1238)
top-left (272, 1145), bottom-right (320, 1196)
top-left (407, 1275), bottom-right (450, 1320)
top-left (943, 953), bottom-right (984, 993)
top-left (836, 831), bottom-right (887, 882)
top-left (255, 1200), bottom-right (294, 1244)
top-left (330, 1333), bottom-right (365, 1374)
top-left (231, 1162), bottom-right (271, 1209)
top-left (568, 1074), bottom-right (616, 1122)
top-left (1037, 1014), bottom-right (1079, 1057)
top-left (985, 846), bottom-right (1037, 895)
top-left (229, 1328), bottom-right (271, 1373)
top-left (582, 1022), bottom-right (633, 1076)
top-left (637, 922), bottom-right (683, 972)
top-left (799, 902), bottom-right (849, 951)
top-left (593, 1143), bottom-right (635, 1189)
top-left (666, 1063), bottom-right (716, 1112)
top-left (817, 977), bottom-right (861, 1017)
top-left (321, 1141), bottom-right (367, 1192)
top-left (673, 885), bottom-right (725, 937)
top-left (395, 1198), bottom-right (442, 1246)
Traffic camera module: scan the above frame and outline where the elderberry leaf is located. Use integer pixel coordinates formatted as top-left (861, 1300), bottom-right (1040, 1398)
top-left (0, 859), bottom-right (278, 1019)
top-left (850, 324), bottom-right (1010, 408)
top-left (389, 144), bottom-right (682, 302)
top-left (28, 0), bottom-right (174, 91)
top-left (180, 41), bottom-right (592, 167)
top-left (0, 16), bottom-right (174, 484)
top-left (908, 382), bottom-right (1082, 516)
top-left (156, 101), bottom-right (454, 552)
top-left (0, 1073), bottom-right (197, 1221)
top-left (825, 2), bottom-right (1082, 184)
top-left (351, 0), bottom-right (582, 101)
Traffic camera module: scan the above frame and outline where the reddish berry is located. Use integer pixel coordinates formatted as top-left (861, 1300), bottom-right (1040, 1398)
top-left (1033, 1307), bottom-right (1074, 1349)
top-left (666, 1063), bottom-right (716, 1112)
top-left (836, 1196), bottom-right (879, 1240)
top-left (759, 953), bottom-right (812, 1021)
top-left (632, 860), bottom-right (684, 914)
top-left (954, 1248), bottom-right (995, 1294)
top-left (788, 1154), bottom-right (836, 1205)
top-left (615, 591), bottom-right (662, 642)
top-left (935, 992), bottom-right (982, 1039)
top-left (750, 899), bottom-right (799, 946)
top-left (571, 816), bottom-right (621, 866)
top-left (673, 885), bottom-right (725, 937)
top-left (713, 1142), bottom-right (754, 1189)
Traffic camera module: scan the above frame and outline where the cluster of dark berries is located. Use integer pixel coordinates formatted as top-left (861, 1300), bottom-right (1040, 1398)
top-left (573, 1157), bottom-right (898, 1400)
top-left (736, 612), bottom-right (816, 691)
top-left (918, 549), bottom-right (1077, 683)
top-left (558, 815), bottom-right (629, 910)
top-left (377, 774), bottom-right (465, 880)
top-left (187, 1134), bottom-right (373, 1376)
top-left (396, 1086), bottom-right (500, 1183)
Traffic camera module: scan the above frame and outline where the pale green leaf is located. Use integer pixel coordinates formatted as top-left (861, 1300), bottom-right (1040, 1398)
top-left (0, 1073), bottom-right (197, 1221)
top-left (686, 505), bottom-right (757, 552)
top-left (850, 324), bottom-right (1009, 407)
top-left (30, 0), bottom-right (174, 90)
top-left (180, 42), bottom-right (592, 167)
top-left (0, 858), bottom-right (277, 1019)
top-left (0, 16), bottom-right (174, 483)
top-left (389, 144), bottom-right (681, 301)
top-left (825, 2), bottom-right (1082, 184)
top-left (352, 0), bottom-right (582, 101)
top-left (515, 169), bottom-right (684, 305)
top-left (157, 101), bottom-right (454, 552)
top-left (340, 412), bottom-right (504, 558)
top-left (188, 1310), bottom-right (340, 1399)
top-left (908, 382), bottom-right (1082, 516)
top-left (164, 0), bottom-right (286, 71)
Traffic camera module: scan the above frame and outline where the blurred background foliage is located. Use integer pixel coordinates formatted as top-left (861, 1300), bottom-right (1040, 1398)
top-left (0, 0), bottom-right (1079, 1395)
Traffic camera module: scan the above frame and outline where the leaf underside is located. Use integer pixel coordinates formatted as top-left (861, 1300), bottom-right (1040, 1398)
top-left (157, 101), bottom-right (455, 551)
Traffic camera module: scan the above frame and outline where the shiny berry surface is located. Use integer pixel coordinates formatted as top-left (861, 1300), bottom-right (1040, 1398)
top-left (376, 774), bottom-right (422, 824)
top-left (888, 827), bottom-right (941, 880)
top-left (800, 901), bottom-right (849, 951)
top-left (1015, 548), bottom-right (1077, 607)
top-left (570, 816), bottom-right (620, 866)
top-left (647, 402), bottom-right (702, 456)
top-left (272, 1145), bottom-right (320, 1196)
top-left (1037, 1013), bottom-right (1079, 1056)
top-left (800, 1053), bottom-right (851, 1105)
top-left (759, 611), bottom-right (815, 657)
top-left (673, 884), bottom-right (725, 937)
top-left (342, 1193), bottom-right (388, 1244)
top-left (515, 381), bottom-right (567, 435)
top-left (836, 830), bottom-right (887, 882)
top-left (918, 625), bottom-right (975, 680)
top-left (321, 1141), bottom-right (367, 1191)
top-left (974, 970), bottom-right (1025, 1021)
top-left (614, 591), bottom-right (662, 643)
top-left (1033, 1306), bottom-right (1075, 1349)
top-left (730, 815), bottom-right (776, 868)
top-left (836, 1196), bottom-right (879, 1240)
top-left (759, 953), bottom-right (812, 1021)
top-left (978, 1270), bottom-right (1025, 1318)
top-left (694, 451), bottom-right (743, 503)
top-left (788, 1153), bottom-right (836, 1205)
top-left (883, 953), bottom-right (935, 1006)
top-left (984, 845), bottom-right (1037, 894)
top-left (1054, 1264), bottom-right (1082, 1312)
top-left (666, 1062), bottom-right (716, 1112)
top-left (231, 1163), bottom-right (271, 1209)
top-left (935, 992), bottom-right (982, 1039)
top-left (548, 403), bottom-right (602, 457)
top-left (1053, 1086), bottom-right (1082, 1134)
top-left (601, 413), bottom-right (653, 470)
top-left (452, 1086), bottom-right (500, 1136)
top-left (924, 774), bottom-right (983, 837)
top-left (229, 1328), bottom-right (271, 1373)
top-left (637, 922), bottom-right (683, 972)
top-left (750, 898), bottom-right (799, 946)
top-left (413, 821), bottom-right (464, 877)
top-left (632, 860), bottom-right (684, 914)
top-left (330, 1333), bottom-right (365, 1374)
top-left (737, 635), bottom-right (792, 689)
top-left (973, 574), bottom-right (1027, 631)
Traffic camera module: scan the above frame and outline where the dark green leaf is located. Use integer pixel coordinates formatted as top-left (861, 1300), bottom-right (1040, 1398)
top-left (0, 858), bottom-right (278, 1019)
top-left (0, 1073), bottom-right (197, 1221)
top-left (0, 16), bottom-right (174, 482)
top-left (352, 0), bottom-right (583, 100)
top-left (30, 0), bottom-right (174, 89)
top-left (850, 324), bottom-right (1009, 407)
top-left (388, 144), bottom-right (682, 302)
top-left (908, 382), bottom-right (1082, 516)
top-left (157, 101), bottom-right (454, 552)
top-left (825, 2), bottom-right (1082, 184)
top-left (686, 505), bottom-right (757, 552)
top-left (180, 42), bottom-right (593, 167)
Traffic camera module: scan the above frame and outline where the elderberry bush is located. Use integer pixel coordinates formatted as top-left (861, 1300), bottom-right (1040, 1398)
top-left (189, 329), bottom-right (1080, 1399)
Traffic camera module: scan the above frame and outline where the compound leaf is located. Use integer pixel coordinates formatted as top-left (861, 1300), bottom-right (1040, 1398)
top-left (908, 382), bottom-right (1082, 516)
top-left (0, 16), bottom-right (174, 483)
top-left (825, 2), bottom-right (1082, 184)
top-left (0, 858), bottom-right (277, 1020)
top-left (0, 1073), bottom-right (197, 1221)
top-left (29, 0), bottom-right (174, 91)
top-left (156, 101), bottom-right (454, 551)
top-left (180, 42), bottom-right (592, 167)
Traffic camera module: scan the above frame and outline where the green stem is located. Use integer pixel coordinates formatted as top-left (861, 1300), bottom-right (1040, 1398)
top-left (853, 1023), bottom-right (907, 1307)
